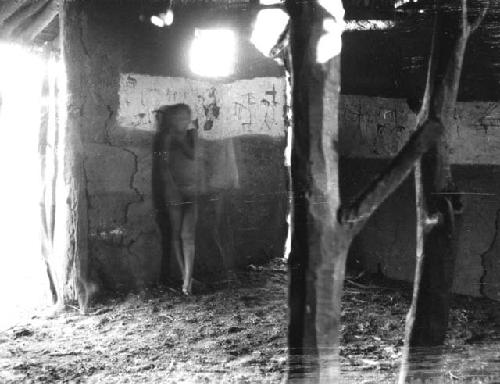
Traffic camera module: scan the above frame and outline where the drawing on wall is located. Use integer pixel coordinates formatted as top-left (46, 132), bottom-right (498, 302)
top-left (479, 103), bottom-right (500, 134)
top-left (340, 95), bottom-right (500, 165)
top-left (198, 87), bottom-right (220, 131)
top-left (341, 95), bottom-right (414, 158)
top-left (117, 74), bottom-right (287, 140)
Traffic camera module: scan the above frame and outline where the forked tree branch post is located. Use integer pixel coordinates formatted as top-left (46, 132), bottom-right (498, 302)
top-left (286, 1), bottom-right (345, 381)
top-left (399, 1), bottom-right (489, 382)
top-left (284, 0), bottom-right (484, 382)
top-left (412, 0), bottom-right (489, 348)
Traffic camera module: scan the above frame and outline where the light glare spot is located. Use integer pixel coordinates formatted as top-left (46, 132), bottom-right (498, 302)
top-left (316, 19), bottom-right (343, 64)
top-left (318, 0), bottom-right (345, 23)
top-left (151, 15), bottom-right (165, 27)
top-left (259, 0), bottom-right (283, 5)
top-left (323, 18), bottom-right (336, 32)
top-left (344, 20), bottom-right (395, 31)
top-left (189, 29), bottom-right (236, 78)
top-left (0, 43), bottom-right (49, 330)
top-left (251, 9), bottom-right (289, 57)
top-left (164, 9), bottom-right (174, 26)
top-left (395, 0), bottom-right (411, 8)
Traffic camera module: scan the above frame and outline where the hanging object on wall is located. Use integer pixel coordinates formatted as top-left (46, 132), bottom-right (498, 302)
top-left (150, 0), bottom-right (175, 27)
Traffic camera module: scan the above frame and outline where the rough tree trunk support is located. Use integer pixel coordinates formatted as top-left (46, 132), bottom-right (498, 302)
top-left (399, 1), bottom-right (488, 382)
top-left (60, 0), bottom-right (91, 313)
top-left (285, 0), bottom-right (487, 381)
top-left (411, 0), bottom-right (487, 347)
top-left (286, 1), bottom-right (344, 381)
top-left (285, 0), bottom-right (438, 381)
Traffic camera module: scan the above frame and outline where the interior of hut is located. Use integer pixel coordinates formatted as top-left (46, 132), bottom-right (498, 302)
top-left (0, 0), bottom-right (500, 382)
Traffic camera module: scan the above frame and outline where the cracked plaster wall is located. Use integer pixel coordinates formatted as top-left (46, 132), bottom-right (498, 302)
top-left (341, 95), bottom-right (500, 300)
top-left (74, 2), bottom-right (500, 299)
top-left (73, 2), bottom-right (287, 292)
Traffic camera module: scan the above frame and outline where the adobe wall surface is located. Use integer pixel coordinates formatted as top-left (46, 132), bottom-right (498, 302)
top-left (340, 95), bottom-right (500, 300)
top-left (72, 2), bottom-right (288, 291)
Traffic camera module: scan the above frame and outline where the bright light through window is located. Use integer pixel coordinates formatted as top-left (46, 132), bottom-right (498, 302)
top-left (251, 9), bottom-right (289, 57)
top-left (189, 29), bottom-right (236, 78)
top-left (0, 43), bottom-right (50, 330)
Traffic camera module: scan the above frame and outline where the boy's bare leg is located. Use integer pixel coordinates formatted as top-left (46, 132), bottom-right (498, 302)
top-left (168, 205), bottom-right (185, 280)
top-left (181, 202), bottom-right (197, 295)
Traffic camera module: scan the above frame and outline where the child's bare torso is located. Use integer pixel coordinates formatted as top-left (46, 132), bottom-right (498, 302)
top-left (160, 129), bottom-right (197, 199)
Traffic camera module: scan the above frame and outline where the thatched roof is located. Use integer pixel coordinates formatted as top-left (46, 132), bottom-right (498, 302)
top-left (0, 0), bottom-right (434, 47)
top-left (0, 0), bottom-right (257, 48)
top-left (0, 0), bottom-right (58, 46)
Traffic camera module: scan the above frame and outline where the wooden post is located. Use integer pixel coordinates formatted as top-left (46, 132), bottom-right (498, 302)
top-left (410, 0), bottom-right (488, 348)
top-left (285, 1), bottom-right (454, 381)
top-left (39, 51), bottom-right (60, 305)
top-left (398, 2), bottom-right (488, 382)
top-left (286, 1), bottom-right (344, 382)
top-left (60, 0), bottom-right (91, 312)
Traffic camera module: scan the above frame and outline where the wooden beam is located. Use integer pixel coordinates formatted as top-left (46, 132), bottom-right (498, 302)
top-left (60, 0), bottom-right (91, 312)
top-left (398, 1), bottom-right (488, 382)
top-left (286, 0), bottom-right (487, 381)
top-left (0, 0), bottom-right (27, 25)
top-left (0, 0), bottom-right (49, 38)
top-left (409, 0), bottom-right (489, 347)
top-left (339, 117), bottom-right (443, 235)
top-left (19, 0), bottom-right (58, 42)
top-left (286, 1), bottom-right (344, 382)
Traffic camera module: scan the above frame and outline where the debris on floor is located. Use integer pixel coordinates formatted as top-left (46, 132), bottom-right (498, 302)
top-left (1, 259), bottom-right (499, 383)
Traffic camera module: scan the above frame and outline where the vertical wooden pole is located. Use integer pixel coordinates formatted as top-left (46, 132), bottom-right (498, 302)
top-left (39, 51), bottom-right (59, 304)
top-left (60, 0), bottom-right (90, 310)
top-left (287, 1), bottom-right (345, 382)
top-left (399, 2), bottom-right (488, 380)
top-left (410, 3), bottom-right (477, 346)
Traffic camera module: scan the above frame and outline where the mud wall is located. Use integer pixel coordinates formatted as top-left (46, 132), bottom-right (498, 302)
top-left (340, 95), bottom-right (500, 300)
top-left (73, 1), bottom-right (288, 292)
top-left (72, 0), bottom-right (500, 299)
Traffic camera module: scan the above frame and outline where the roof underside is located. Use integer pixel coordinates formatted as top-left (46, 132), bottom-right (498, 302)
top-left (0, 0), bottom-right (498, 97)
top-left (1, 0), bottom-right (497, 46)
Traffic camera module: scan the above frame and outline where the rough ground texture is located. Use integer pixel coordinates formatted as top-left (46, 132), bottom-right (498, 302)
top-left (1, 259), bottom-right (500, 383)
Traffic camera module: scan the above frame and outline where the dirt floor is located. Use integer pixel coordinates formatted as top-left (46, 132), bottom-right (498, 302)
top-left (1, 259), bottom-right (500, 383)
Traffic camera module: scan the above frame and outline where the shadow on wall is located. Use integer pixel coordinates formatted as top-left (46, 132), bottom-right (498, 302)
top-left (153, 130), bottom-right (289, 284)
top-left (342, 158), bottom-right (500, 300)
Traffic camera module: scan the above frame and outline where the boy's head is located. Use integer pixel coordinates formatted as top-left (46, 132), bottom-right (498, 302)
top-left (156, 103), bottom-right (192, 133)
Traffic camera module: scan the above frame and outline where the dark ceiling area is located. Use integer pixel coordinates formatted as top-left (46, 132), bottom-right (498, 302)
top-left (342, 0), bottom-right (500, 101)
top-left (3, 0), bottom-right (498, 100)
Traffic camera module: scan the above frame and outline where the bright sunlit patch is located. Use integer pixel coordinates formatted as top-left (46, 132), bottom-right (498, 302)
top-left (151, 15), bottom-right (165, 27)
top-left (189, 29), bottom-right (236, 78)
top-left (259, 0), bottom-right (283, 5)
top-left (0, 43), bottom-right (50, 330)
top-left (315, 1), bottom-right (345, 64)
top-left (395, 0), bottom-right (411, 8)
top-left (151, 9), bottom-right (174, 28)
top-left (318, 0), bottom-right (345, 21)
top-left (251, 8), bottom-right (289, 57)
top-left (164, 9), bottom-right (174, 26)
top-left (316, 18), bottom-right (343, 64)
top-left (344, 20), bottom-right (396, 31)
